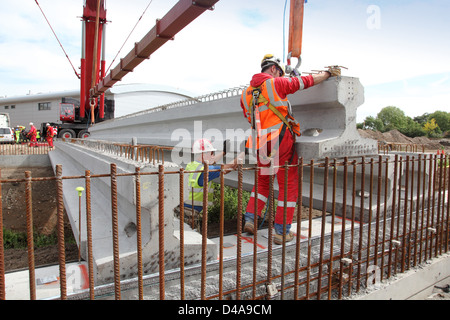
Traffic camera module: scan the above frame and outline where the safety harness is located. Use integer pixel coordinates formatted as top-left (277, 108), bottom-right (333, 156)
top-left (249, 87), bottom-right (298, 164)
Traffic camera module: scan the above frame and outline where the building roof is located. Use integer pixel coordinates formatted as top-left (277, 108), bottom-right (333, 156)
top-left (0, 83), bottom-right (196, 104)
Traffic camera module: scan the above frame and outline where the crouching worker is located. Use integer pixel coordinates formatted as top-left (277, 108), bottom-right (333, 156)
top-left (183, 138), bottom-right (243, 227)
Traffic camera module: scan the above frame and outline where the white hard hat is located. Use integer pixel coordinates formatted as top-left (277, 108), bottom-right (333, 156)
top-left (192, 139), bottom-right (216, 154)
top-left (29, 122), bottom-right (33, 126)
top-left (261, 54), bottom-right (285, 76)
top-left (46, 123), bottom-right (50, 126)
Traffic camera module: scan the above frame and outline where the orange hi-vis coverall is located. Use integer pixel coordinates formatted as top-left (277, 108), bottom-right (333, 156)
top-left (240, 72), bottom-right (314, 234)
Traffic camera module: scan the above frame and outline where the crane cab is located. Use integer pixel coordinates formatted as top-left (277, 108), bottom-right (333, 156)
top-left (60, 103), bottom-right (76, 122)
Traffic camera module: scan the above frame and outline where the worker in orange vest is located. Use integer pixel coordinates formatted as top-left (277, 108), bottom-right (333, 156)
top-left (45, 123), bottom-right (55, 149)
top-left (240, 54), bottom-right (339, 244)
top-left (28, 122), bottom-right (38, 147)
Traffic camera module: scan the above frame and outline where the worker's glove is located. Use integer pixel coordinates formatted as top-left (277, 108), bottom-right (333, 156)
top-left (327, 66), bottom-right (341, 77)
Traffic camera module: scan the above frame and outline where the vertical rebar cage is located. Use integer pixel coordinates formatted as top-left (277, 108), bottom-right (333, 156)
top-left (0, 149), bottom-right (449, 300)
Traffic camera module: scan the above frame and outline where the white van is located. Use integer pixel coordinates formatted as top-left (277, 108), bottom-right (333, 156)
top-left (0, 127), bottom-right (14, 144)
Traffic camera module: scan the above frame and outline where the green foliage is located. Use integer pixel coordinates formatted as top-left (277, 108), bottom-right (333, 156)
top-left (2, 229), bottom-right (72, 249)
top-left (377, 106), bottom-right (408, 132)
top-left (357, 107), bottom-right (449, 139)
top-left (360, 116), bottom-right (384, 131)
top-left (429, 111), bottom-right (450, 132)
top-left (208, 183), bottom-right (250, 223)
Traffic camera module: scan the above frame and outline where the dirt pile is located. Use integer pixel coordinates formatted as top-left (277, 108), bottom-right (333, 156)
top-left (358, 129), bottom-right (449, 152)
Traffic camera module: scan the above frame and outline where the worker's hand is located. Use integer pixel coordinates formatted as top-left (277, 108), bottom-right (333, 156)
top-left (325, 65), bottom-right (347, 77)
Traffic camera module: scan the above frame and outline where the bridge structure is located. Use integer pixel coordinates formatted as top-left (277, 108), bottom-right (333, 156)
top-left (47, 75), bottom-right (390, 285)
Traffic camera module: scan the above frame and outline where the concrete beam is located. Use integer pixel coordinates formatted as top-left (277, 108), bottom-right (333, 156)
top-left (49, 140), bottom-right (217, 285)
top-left (87, 76), bottom-right (387, 222)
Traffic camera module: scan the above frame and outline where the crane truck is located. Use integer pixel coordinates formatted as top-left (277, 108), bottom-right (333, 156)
top-left (41, 0), bottom-right (112, 139)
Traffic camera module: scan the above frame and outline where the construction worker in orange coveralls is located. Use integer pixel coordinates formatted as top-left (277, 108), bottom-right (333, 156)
top-left (28, 122), bottom-right (37, 147)
top-left (240, 54), bottom-right (339, 245)
top-left (45, 123), bottom-right (55, 149)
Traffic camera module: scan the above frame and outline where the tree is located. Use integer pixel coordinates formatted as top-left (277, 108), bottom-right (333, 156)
top-left (359, 116), bottom-right (384, 131)
top-left (428, 111), bottom-right (450, 132)
top-left (377, 106), bottom-right (408, 132)
top-left (402, 117), bottom-right (426, 137)
top-left (423, 118), bottom-right (442, 138)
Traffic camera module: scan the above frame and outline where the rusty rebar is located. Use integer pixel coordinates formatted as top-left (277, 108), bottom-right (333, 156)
top-left (366, 158), bottom-right (374, 287)
top-left (317, 157), bottom-right (329, 300)
top-left (374, 156), bottom-right (382, 278)
top-left (338, 157), bottom-right (348, 299)
top-left (252, 163), bottom-right (258, 300)
top-left (356, 156), bottom-right (365, 292)
top-left (445, 154), bottom-right (450, 253)
top-left (200, 161), bottom-right (209, 300)
top-left (305, 159), bottom-right (314, 299)
top-left (425, 154), bottom-right (433, 260)
top-left (381, 156), bottom-right (389, 280)
top-left (25, 171), bottom-right (36, 300)
top-left (294, 157), bottom-right (303, 300)
top-left (347, 159), bottom-right (357, 296)
top-left (431, 155), bottom-right (437, 259)
top-left (0, 169), bottom-right (5, 300)
top-left (179, 168), bottom-right (185, 300)
top-left (413, 156), bottom-right (421, 267)
top-left (407, 156), bottom-right (415, 269)
top-left (280, 161), bottom-right (289, 300)
top-left (219, 165), bottom-right (225, 300)
top-left (135, 167), bottom-right (143, 300)
top-left (158, 164), bottom-right (166, 300)
top-left (54, 165), bottom-right (67, 300)
top-left (236, 163), bottom-right (243, 300)
top-left (327, 159), bottom-right (337, 300)
top-left (85, 170), bottom-right (95, 300)
top-left (266, 159), bottom-right (274, 299)
top-left (110, 163), bottom-right (121, 300)
top-left (436, 154), bottom-right (444, 256)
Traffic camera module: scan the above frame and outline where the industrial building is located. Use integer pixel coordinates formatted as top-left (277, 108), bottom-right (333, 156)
top-left (0, 83), bottom-right (194, 129)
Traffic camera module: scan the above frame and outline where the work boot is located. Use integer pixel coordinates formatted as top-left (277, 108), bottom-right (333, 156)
top-left (243, 221), bottom-right (255, 235)
top-left (273, 231), bottom-right (294, 245)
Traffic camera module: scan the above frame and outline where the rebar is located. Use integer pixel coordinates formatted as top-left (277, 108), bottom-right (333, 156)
top-left (158, 164), bottom-right (166, 300)
top-left (55, 165), bottom-right (67, 300)
top-left (85, 170), bottom-right (95, 300)
top-left (110, 163), bottom-right (121, 300)
top-left (135, 167), bottom-right (143, 300)
top-left (25, 171), bottom-right (36, 300)
top-left (0, 169), bottom-right (5, 300)
top-left (0, 153), bottom-right (449, 301)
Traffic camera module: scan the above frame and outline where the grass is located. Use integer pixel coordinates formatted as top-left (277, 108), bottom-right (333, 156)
top-left (2, 228), bottom-right (75, 250)
top-left (208, 183), bottom-right (251, 223)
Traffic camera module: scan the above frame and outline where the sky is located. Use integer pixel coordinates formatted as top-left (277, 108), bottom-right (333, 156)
top-left (0, 0), bottom-right (449, 122)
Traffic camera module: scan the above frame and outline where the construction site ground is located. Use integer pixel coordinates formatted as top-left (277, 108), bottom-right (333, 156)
top-left (1, 129), bottom-right (449, 299)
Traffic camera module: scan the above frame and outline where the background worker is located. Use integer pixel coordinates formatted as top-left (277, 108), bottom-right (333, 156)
top-left (184, 138), bottom-right (243, 214)
top-left (240, 54), bottom-right (339, 245)
top-left (27, 122), bottom-right (37, 147)
top-left (45, 123), bottom-right (55, 149)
